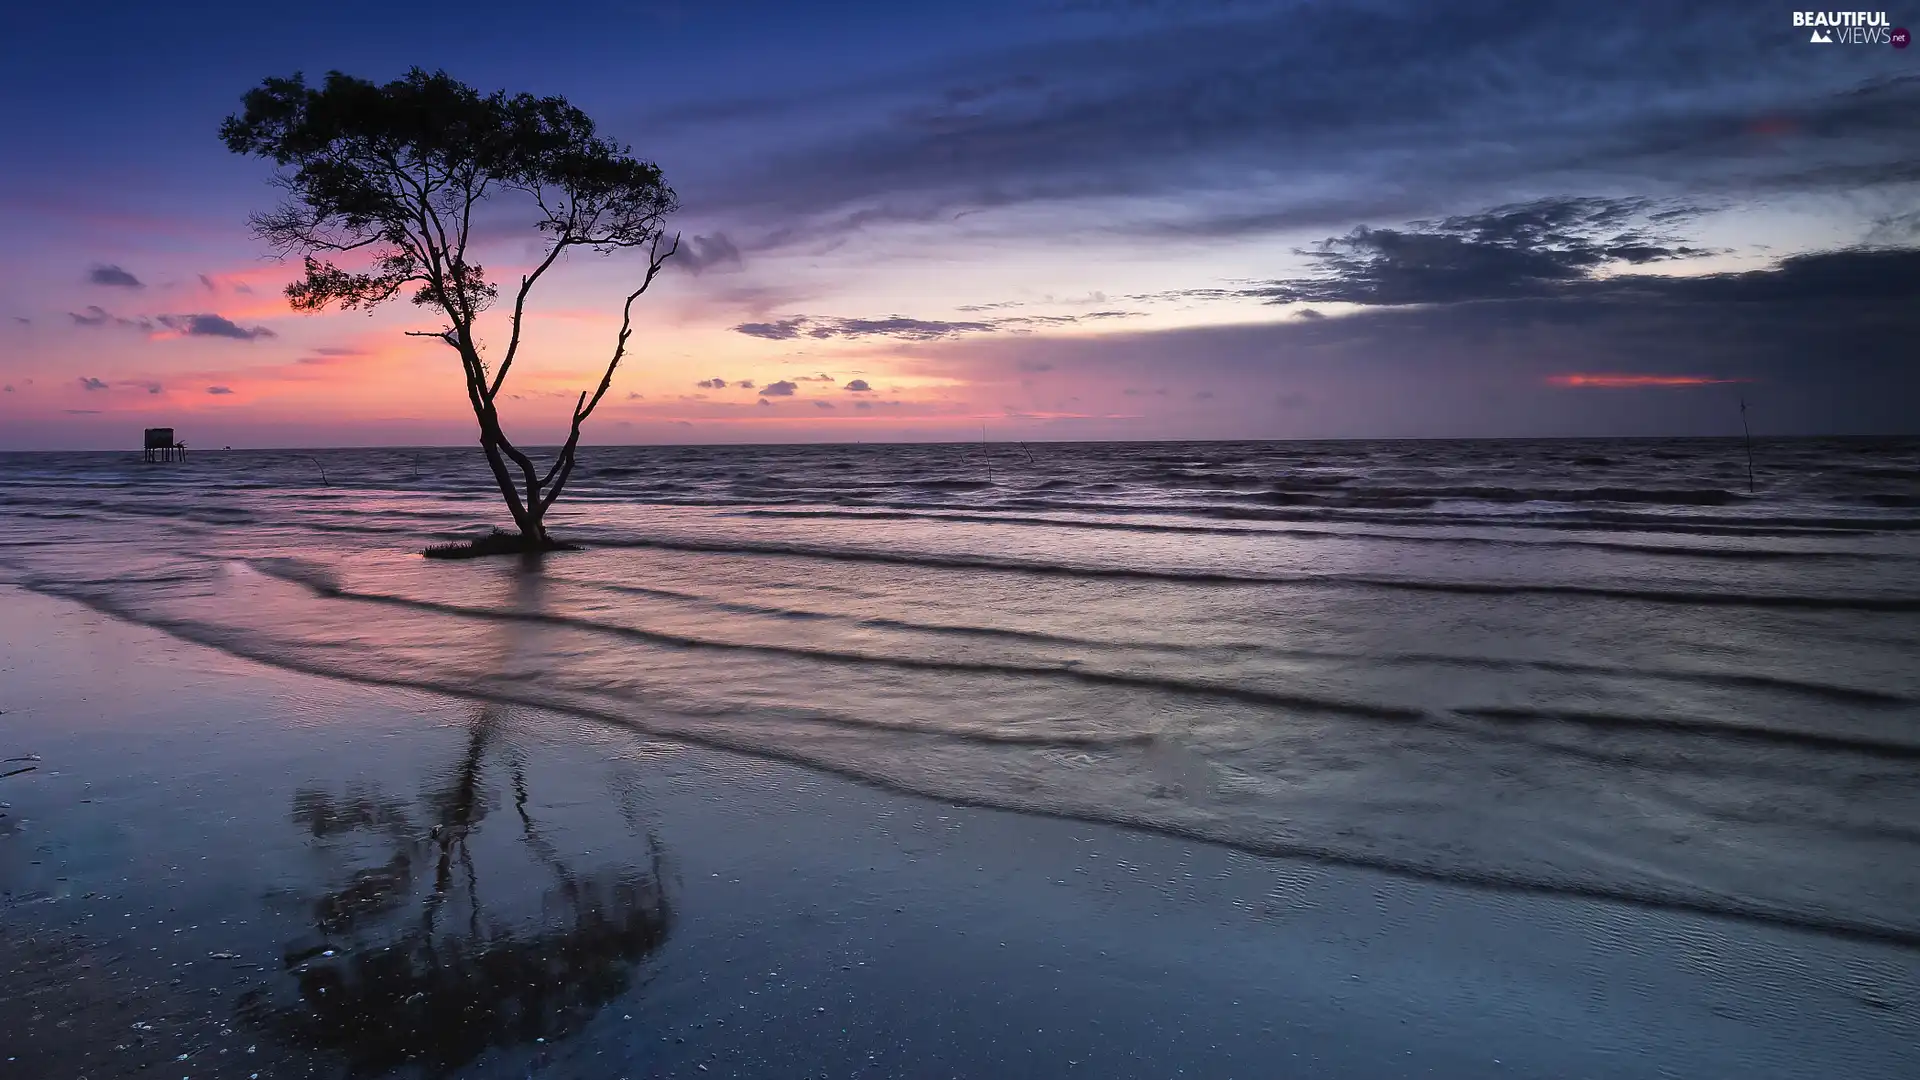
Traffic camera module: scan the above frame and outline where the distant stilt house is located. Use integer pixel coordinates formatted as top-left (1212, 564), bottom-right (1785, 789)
top-left (143, 427), bottom-right (185, 462)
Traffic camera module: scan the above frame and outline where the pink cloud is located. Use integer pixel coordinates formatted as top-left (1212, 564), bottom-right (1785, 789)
top-left (1545, 373), bottom-right (1747, 388)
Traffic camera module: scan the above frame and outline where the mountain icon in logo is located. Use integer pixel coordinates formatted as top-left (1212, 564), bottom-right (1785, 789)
top-left (1810, 28), bottom-right (1833, 42)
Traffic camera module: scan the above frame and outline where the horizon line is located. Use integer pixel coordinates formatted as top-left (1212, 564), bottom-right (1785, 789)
top-left (3, 432), bottom-right (1914, 454)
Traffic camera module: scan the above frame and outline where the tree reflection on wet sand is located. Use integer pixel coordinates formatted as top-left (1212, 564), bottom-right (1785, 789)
top-left (237, 706), bottom-right (673, 1075)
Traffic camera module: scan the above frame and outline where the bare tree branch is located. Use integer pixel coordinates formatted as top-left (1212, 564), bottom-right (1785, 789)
top-left (489, 239), bottom-right (571, 399)
top-left (536, 231), bottom-right (677, 507)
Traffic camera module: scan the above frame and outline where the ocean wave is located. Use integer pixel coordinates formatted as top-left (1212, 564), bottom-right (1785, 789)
top-left (727, 508), bottom-right (1888, 561)
top-left (239, 562), bottom-right (1426, 721)
top-left (1157, 470), bottom-right (1271, 486)
top-left (911, 479), bottom-right (995, 491)
top-left (1335, 485), bottom-right (1748, 507)
top-left (239, 561), bottom-right (1920, 756)
top-left (1453, 705), bottom-right (1920, 761)
top-left (545, 484), bottom-right (1920, 537)
top-left (546, 578), bottom-right (1919, 706)
top-left (971, 497), bottom-right (1909, 536)
top-left (569, 535), bottom-right (1920, 610)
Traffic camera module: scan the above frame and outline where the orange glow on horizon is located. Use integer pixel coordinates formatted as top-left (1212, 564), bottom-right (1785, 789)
top-left (1545, 373), bottom-right (1746, 389)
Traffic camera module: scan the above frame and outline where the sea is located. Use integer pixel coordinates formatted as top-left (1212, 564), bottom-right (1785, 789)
top-left (4, 436), bottom-right (1918, 947)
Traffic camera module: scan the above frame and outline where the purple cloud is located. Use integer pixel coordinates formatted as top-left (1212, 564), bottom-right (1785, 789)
top-left (88, 264), bottom-right (143, 288)
top-left (157, 314), bottom-right (275, 341)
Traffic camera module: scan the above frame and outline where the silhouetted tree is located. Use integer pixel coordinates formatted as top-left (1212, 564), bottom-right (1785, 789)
top-left (222, 69), bottom-right (679, 550)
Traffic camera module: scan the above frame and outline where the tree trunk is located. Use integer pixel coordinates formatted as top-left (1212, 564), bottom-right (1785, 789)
top-left (476, 419), bottom-right (545, 549)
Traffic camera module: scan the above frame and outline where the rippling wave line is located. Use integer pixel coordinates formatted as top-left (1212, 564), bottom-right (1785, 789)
top-left (238, 563), bottom-right (1425, 722)
top-left (727, 509), bottom-right (1889, 561)
top-left (578, 536), bottom-right (1920, 611)
top-left (552, 576), bottom-right (1915, 706)
top-left (1454, 706), bottom-right (1920, 761)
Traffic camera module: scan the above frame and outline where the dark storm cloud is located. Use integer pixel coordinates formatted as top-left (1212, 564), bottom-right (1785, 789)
top-left (1551, 73), bottom-right (1920, 186)
top-left (758, 380), bottom-right (797, 396)
top-left (155, 314), bottom-right (276, 341)
top-left (1252, 197), bottom-right (1711, 306)
top-left (87, 264), bottom-right (143, 288)
top-left (1234, 247), bottom-right (1920, 347)
top-left (1231, 196), bottom-right (1919, 313)
top-left (1598, 247), bottom-right (1920, 307)
top-left (938, 242), bottom-right (1920, 434)
top-left (677, 1), bottom-right (1917, 248)
top-left (844, 379), bottom-right (872, 392)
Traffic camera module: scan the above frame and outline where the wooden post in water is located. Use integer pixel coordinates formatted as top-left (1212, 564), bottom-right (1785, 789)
top-left (1738, 398), bottom-right (1755, 494)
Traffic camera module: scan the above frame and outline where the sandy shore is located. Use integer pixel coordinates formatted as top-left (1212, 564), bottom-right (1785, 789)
top-left (1, 585), bottom-right (1914, 1079)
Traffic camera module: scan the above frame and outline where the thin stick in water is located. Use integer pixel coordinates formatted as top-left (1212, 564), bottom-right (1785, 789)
top-left (1738, 397), bottom-right (1755, 494)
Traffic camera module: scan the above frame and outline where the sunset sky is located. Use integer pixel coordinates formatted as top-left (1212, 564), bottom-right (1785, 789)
top-left (1, 0), bottom-right (1915, 449)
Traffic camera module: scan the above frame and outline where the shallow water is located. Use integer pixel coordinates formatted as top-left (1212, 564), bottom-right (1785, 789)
top-left (4, 436), bottom-right (1919, 944)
